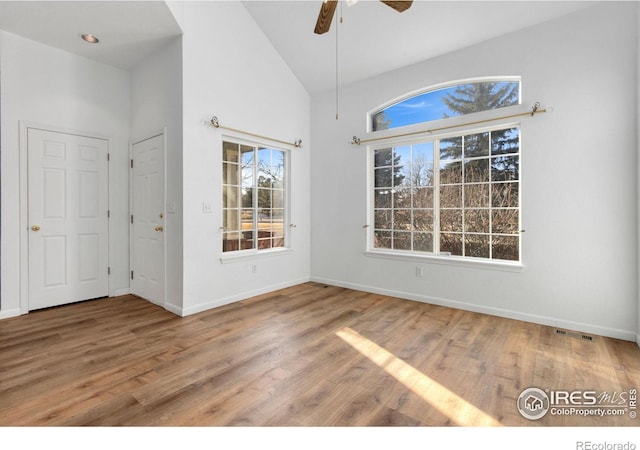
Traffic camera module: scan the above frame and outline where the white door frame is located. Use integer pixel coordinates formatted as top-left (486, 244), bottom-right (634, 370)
top-left (129, 130), bottom-right (167, 307)
top-left (19, 121), bottom-right (113, 314)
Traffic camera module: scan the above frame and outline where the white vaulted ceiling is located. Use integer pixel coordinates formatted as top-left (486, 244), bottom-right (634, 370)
top-left (242, 0), bottom-right (596, 94)
top-left (0, 0), bottom-right (596, 93)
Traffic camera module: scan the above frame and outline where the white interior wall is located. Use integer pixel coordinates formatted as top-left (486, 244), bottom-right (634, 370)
top-left (637, 3), bottom-right (640, 347)
top-left (176, 1), bottom-right (311, 315)
top-left (310, 3), bottom-right (639, 341)
top-left (0, 1), bottom-right (312, 320)
top-left (0, 30), bottom-right (131, 318)
top-left (131, 37), bottom-right (184, 312)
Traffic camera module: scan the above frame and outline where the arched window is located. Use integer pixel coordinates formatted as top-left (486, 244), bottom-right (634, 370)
top-left (371, 79), bottom-right (520, 131)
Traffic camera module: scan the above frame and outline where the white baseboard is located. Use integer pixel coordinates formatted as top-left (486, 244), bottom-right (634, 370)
top-left (112, 288), bottom-right (131, 297)
top-left (164, 302), bottom-right (183, 316)
top-left (0, 308), bottom-right (22, 320)
top-left (178, 277), bottom-right (311, 317)
top-left (311, 276), bottom-right (637, 343)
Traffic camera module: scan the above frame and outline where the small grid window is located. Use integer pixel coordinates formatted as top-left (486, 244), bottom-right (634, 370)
top-left (222, 141), bottom-right (286, 253)
top-left (372, 126), bottom-right (520, 262)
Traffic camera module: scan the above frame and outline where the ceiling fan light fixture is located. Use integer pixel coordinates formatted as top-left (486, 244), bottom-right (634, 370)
top-left (314, 0), bottom-right (413, 34)
top-left (80, 34), bottom-right (99, 44)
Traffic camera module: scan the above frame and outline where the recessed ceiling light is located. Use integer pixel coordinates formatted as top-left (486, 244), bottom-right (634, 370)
top-left (81, 34), bottom-right (99, 44)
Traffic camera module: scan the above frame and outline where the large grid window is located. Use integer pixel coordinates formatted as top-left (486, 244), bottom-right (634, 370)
top-left (372, 126), bottom-right (520, 262)
top-left (222, 141), bottom-right (286, 253)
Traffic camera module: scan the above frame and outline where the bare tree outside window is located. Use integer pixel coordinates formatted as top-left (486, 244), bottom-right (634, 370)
top-left (372, 80), bottom-right (521, 262)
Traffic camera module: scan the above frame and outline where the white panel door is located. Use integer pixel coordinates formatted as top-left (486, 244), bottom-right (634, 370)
top-left (131, 134), bottom-right (165, 306)
top-left (28, 128), bottom-right (109, 310)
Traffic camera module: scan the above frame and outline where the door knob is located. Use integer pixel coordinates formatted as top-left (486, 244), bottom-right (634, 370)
top-left (154, 226), bottom-right (163, 232)
top-left (31, 225), bottom-right (41, 231)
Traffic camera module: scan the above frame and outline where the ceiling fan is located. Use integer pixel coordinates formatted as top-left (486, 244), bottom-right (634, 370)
top-left (314, 0), bottom-right (413, 34)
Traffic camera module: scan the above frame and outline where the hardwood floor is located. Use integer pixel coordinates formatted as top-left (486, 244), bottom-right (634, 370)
top-left (1, 282), bottom-right (639, 426)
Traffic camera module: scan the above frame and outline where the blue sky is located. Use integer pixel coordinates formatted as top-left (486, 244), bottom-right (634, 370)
top-left (375, 81), bottom-right (519, 130)
top-left (376, 86), bottom-right (460, 128)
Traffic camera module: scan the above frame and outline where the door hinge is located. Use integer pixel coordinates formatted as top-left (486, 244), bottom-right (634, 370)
top-left (107, 209), bottom-right (110, 219)
top-left (107, 153), bottom-right (110, 162)
top-left (108, 266), bottom-right (111, 275)
top-left (130, 159), bottom-right (133, 168)
top-left (131, 214), bottom-right (134, 224)
top-left (131, 270), bottom-right (134, 280)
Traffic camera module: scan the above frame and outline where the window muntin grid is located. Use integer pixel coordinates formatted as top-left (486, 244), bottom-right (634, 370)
top-left (372, 126), bottom-right (520, 262)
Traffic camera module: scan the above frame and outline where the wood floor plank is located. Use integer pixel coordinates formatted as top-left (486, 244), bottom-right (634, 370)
top-left (0, 282), bottom-right (639, 426)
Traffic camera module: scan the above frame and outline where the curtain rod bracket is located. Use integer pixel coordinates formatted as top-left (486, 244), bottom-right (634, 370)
top-left (531, 102), bottom-right (540, 116)
top-left (351, 136), bottom-right (361, 145)
top-left (294, 139), bottom-right (303, 148)
top-left (210, 115), bottom-right (220, 128)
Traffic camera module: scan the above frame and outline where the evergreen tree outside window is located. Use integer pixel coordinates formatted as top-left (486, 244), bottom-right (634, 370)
top-left (373, 126), bottom-right (520, 261)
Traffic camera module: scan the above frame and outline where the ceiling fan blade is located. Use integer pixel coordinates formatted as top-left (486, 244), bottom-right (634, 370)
top-left (379, 1), bottom-right (413, 13)
top-left (314, 0), bottom-right (338, 34)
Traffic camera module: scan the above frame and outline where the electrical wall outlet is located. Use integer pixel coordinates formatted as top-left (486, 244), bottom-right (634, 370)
top-left (415, 266), bottom-right (424, 277)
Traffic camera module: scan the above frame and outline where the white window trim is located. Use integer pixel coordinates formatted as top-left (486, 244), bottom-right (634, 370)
top-left (220, 247), bottom-right (293, 264)
top-left (366, 120), bottom-right (523, 269)
top-left (364, 250), bottom-right (523, 272)
top-left (364, 103), bottom-right (525, 145)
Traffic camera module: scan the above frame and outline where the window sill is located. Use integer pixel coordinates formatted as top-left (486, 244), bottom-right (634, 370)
top-left (220, 247), bottom-right (293, 264)
top-left (364, 250), bottom-right (524, 272)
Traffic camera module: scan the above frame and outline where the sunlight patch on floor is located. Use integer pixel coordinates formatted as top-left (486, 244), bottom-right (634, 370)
top-left (336, 327), bottom-right (502, 426)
